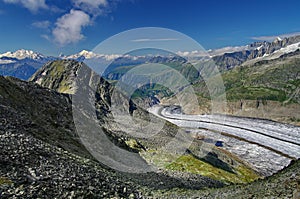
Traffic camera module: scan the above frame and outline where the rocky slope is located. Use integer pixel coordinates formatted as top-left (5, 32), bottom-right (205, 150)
top-left (30, 60), bottom-right (260, 183)
top-left (0, 75), bottom-right (225, 198)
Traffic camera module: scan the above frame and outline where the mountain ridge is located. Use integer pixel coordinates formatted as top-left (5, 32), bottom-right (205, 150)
top-left (213, 35), bottom-right (300, 70)
top-left (2, 34), bottom-right (300, 81)
top-left (0, 49), bottom-right (57, 80)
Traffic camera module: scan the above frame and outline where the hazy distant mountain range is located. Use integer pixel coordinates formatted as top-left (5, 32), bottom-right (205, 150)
top-left (0, 49), bottom-right (57, 80)
top-left (1, 35), bottom-right (300, 80)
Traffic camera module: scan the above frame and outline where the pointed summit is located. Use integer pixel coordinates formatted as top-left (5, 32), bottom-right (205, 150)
top-left (274, 37), bottom-right (283, 43)
top-left (65, 50), bottom-right (98, 59)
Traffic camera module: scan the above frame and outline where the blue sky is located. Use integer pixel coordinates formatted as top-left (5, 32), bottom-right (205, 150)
top-left (0, 0), bottom-right (300, 56)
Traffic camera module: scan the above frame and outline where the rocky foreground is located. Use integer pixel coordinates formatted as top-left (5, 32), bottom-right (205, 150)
top-left (0, 76), bottom-right (222, 198)
top-left (0, 69), bottom-right (300, 198)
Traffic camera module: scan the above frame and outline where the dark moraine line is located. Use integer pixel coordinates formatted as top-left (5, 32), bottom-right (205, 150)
top-left (158, 108), bottom-right (300, 147)
top-left (193, 127), bottom-right (296, 160)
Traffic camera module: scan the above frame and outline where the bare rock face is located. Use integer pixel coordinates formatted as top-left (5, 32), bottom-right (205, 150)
top-left (29, 60), bottom-right (81, 94)
top-left (213, 35), bottom-right (300, 69)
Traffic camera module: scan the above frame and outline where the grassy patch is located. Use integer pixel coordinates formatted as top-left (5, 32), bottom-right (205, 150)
top-left (226, 86), bottom-right (287, 102)
top-left (166, 154), bottom-right (259, 184)
top-left (49, 61), bottom-right (65, 77)
top-left (141, 150), bottom-right (260, 184)
top-left (57, 79), bottom-right (73, 94)
top-left (131, 84), bottom-right (173, 99)
top-left (125, 139), bottom-right (145, 152)
top-left (0, 177), bottom-right (12, 186)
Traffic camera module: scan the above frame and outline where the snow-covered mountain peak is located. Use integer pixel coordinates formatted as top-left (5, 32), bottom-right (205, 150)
top-left (65, 50), bottom-right (98, 59)
top-left (65, 50), bottom-right (124, 61)
top-left (78, 50), bottom-right (97, 58)
top-left (0, 49), bottom-right (45, 60)
top-left (273, 37), bottom-right (283, 43)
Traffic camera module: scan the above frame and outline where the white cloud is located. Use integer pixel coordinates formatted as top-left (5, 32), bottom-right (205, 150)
top-left (131, 38), bottom-right (180, 42)
top-left (32, 20), bottom-right (50, 29)
top-left (73, 0), bottom-right (108, 8)
top-left (41, 34), bottom-right (50, 41)
top-left (50, 0), bottom-right (112, 46)
top-left (251, 32), bottom-right (300, 41)
top-left (52, 9), bottom-right (91, 46)
top-left (3, 0), bottom-right (48, 13)
top-left (72, 0), bottom-right (108, 15)
top-left (177, 50), bottom-right (208, 57)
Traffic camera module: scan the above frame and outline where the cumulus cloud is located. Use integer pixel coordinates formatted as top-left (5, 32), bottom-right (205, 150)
top-left (3, 0), bottom-right (120, 47)
top-left (72, 0), bottom-right (108, 15)
top-left (51, 0), bottom-right (113, 46)
top-left (52, 9), bottom-right (91, 46)
top-left (3, 0), bottom-right (48, 13)
top-left (32, 20), bottom-right (51, 29)
top-left (177, 50), bottom-right (208, 57)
